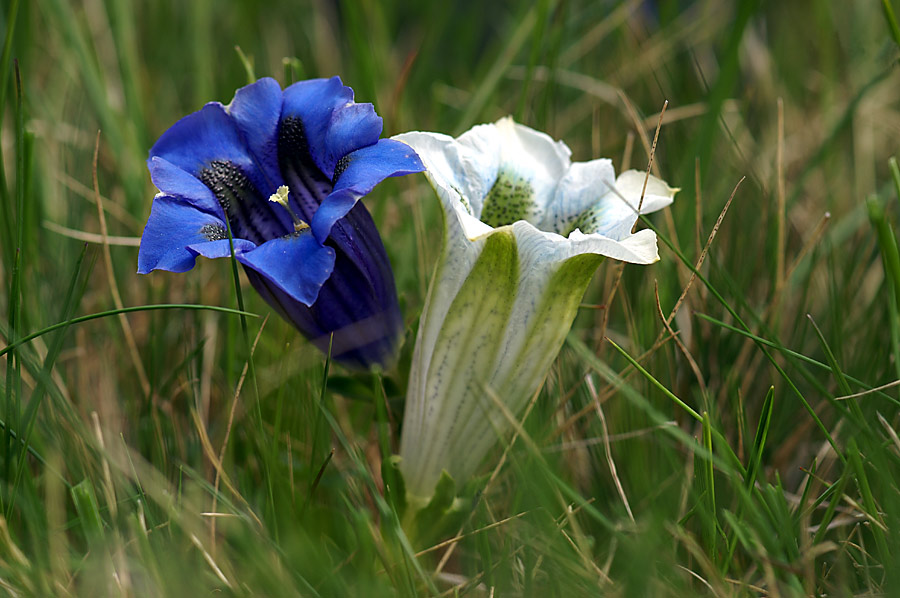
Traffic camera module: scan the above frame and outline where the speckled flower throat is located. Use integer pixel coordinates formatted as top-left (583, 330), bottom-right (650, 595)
top-left (479, 169), bottom-right (537, 228)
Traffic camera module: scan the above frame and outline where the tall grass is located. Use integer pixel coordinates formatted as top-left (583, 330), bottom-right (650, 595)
top-left (1, 0), bottom-right (899, 595)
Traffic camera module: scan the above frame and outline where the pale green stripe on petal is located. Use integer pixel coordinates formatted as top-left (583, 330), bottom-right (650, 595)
top-left (400, 230), bottom-right (519, 499)
top-left (401, 191), bottom-right (484, 472)
top-left (451, 251), bottom-right (605, 480)
top-left (402, 220), bottom-right (660, 499)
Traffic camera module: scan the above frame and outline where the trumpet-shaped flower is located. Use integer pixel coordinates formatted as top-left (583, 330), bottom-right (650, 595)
top-left (394, 118), bottom-right (676, 500)
top-left (138, 77), bottom-right (424, 370)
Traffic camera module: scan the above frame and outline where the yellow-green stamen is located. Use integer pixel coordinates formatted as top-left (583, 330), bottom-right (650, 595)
top-left (268, 185), bottom-right (309, 232)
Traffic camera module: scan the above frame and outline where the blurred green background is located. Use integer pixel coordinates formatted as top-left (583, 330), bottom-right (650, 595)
top-left (2, 0), bottom-right (900, 595)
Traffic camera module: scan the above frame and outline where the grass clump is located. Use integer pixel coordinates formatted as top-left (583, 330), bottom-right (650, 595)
top-left (1, 0), bottom-right (900, 595)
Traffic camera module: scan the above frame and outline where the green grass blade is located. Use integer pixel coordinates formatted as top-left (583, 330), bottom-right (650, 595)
top-left (306, 334), bottom-right (333, 507)
top-left (234, 45), bottom-right (256, 85)
top-left (846, 438), bottom-right (890, 564)
top-left (107, 0), bottom-right (148, 151)
top-left (36, 0), bottom-right (143, 207)
top-left (606, 338), bottom-right (702, 422)
top-left (889, 158), bottom-right (900, 394)
top-left (70, 479), bottom-right (105, 548)
top-left (890, 157), bottom-right (900, 202)
top-left (694, 312), bottom-right (898, 406)
top-left (786, 68), bottom-right (891, 208)
top-left (647, 219), bottom-right (845, 460)
top-left (723, 387), bottom-right (775, 572)
top-left (867, 195), bottom-right (900, 315)
top-left (374, 373), bottom-right (399, 511)
top-left (316, 405), bottom-right (438, 595)
top-left (7, 244), bottom-right (90, 518)
top-left (795, 459), bottom-right (817, 518)
top-left (806, 314), bottom-right (868, 431)
top-left (515, 0), bottom-right (554, 121)
top-left (189, 0), bottom-right (213, 105)
top-left (883, 0), bottom-right (900, 47)
top-left (745, 386), bottom-right (774, 490)
top-left (681, 0), bottom-right (761, 194)
top-left (222, 217), bottom-right (271, 527)
top-left (454, 6), bottom-right (537, 135)
top-left (0, 0), bottom-right (20, 119)
top-left (702, 412), bottom-right (717, 561)
top-left (4, 61), bottom-right (25, 489)
top-left (0, 0), bottom-right (21, 259)
top-left (567, 334), bottom-right (723, 468)
top-left (0, 304), bottom-right (256, 359)
top-left (812, 466), bottom-right (851, 546)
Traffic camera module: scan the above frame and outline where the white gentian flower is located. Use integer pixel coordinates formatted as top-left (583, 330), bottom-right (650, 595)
top-left (394, 117), bottom-right (677, 502)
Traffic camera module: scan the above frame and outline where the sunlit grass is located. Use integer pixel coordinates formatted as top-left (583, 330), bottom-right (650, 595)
top-left (1, 0), bottom-right (899, 595)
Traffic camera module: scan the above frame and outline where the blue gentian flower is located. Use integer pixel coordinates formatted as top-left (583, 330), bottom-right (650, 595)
top-left (137, 77), bottom-right (424, 370)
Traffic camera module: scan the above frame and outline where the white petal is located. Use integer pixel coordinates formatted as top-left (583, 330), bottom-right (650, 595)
top-left (615, 169), bottom-right (678, 215)
top-left (571, 170), bottom-right (678, 241)
top-left (400, 220), bottom-right (487, 493)
top-left (477, 118), bottom-right (571, 220)
top-left (398, 118), bottom-right (572, 228)
top-left (567, 227), bottom-right (661, 263)
top-left (394, 130), bottom-right (497, 239)
top-left (541, 158), bottom-right (617, 234)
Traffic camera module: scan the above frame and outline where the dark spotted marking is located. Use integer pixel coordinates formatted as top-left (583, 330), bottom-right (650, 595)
top-left (200, 223), bottom-right (227, 241)
top-left (566, 205), bottom-right (608, 236)
top-left (278, 117), bottom-right (333, 221)
top-left (333, 155), bottom-right (351, 185)
top-left (198, 160), bottom-right (286, 245)
top-left (480, 169), bottom-right (535, 228)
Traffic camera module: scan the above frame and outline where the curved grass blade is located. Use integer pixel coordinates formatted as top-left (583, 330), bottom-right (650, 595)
top-left (695, 312), bottom-right (898, 408)
top-left (807, 314), bottom-right (868, 431)
top-left (6, 243), bottom-right (91, 518)
top-left (0, 304), bottom-right (257, 359)
top-left (642, 212), bottom-right (845, 461)
top-left (606, 338), bottom-right (702, 422)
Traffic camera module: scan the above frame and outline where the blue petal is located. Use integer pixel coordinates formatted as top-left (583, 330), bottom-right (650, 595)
top-left (227, 77), bottom-right (284, 188)
top-left (326, 201), bottom-right (396, 303)
top-left (151, 103), bottom-right (248, 175)
top-left (322, 102), bottom-right (383, 177)
top-left (236, 233), bottom-right (336, 306)
top-left (186, 238), bottom-right (257, 259)
top-left (324, 205), bottom-right (404, 368)
top-left (244, 261), bottom-right (402, 371)
top-left (280, 77), bottom-right (356, 177)
top-left (242, 204), bottom-right (403, 370)
top-left (138, 195), bottom-right (253, 274)
top-left (310, 139), bottom-right (425, 244)
top-left (147, 157), bottom-right (223, 216)
top-left (149, 102), bottom-right (273, 203)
